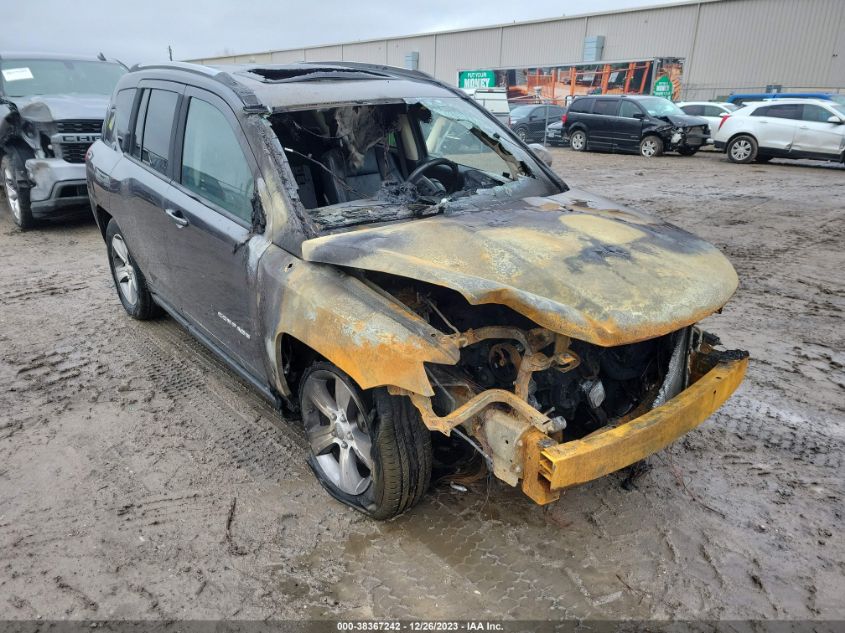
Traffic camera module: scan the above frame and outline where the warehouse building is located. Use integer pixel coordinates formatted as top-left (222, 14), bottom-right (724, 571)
top-left (188, 0), bottom-right (845, 102)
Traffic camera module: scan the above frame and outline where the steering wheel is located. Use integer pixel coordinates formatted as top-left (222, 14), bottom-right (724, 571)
top-left (406, 157), bottom-right (461, 195)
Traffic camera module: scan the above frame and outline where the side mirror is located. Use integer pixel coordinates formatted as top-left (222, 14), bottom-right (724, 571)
top-left (827, 115), bottom-right (844, 124)
top-left (632, 112), bottom-right (645, 120)
top-left (528, 143), bottom-right (554, 167)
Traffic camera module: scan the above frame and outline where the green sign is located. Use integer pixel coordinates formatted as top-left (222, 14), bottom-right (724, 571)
top-left (652, 75), bottom-right (674, 100)
top-left (458, 70), bottom-right (495, 89)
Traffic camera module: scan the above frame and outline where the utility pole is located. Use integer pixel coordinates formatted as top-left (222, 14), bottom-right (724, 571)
top-left (168, 45), bottom-right (173, 61)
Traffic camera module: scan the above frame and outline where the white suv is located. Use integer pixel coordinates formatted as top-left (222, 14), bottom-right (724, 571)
top-left (713, 99), bottom-right (845, 164)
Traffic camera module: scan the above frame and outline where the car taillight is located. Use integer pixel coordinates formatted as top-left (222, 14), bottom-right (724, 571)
top-left (717, 114), bottom-right (731, 130)
top-left (561, 113), bottom-right (568, 124)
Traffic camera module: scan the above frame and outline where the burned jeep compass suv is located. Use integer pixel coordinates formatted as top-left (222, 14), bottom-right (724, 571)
top-left (1, 53), bottom-right (125, 228)
top-left (87, 62), bottom-right (747, 519)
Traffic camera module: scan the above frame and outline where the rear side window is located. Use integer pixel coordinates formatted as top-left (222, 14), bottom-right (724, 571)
top-left (130, 90), bottom-right (150, 160)
top-left (681, 104), bottom-right (704, 116)
top-left (568, 98), bottom-right (594, 114)
top-left (592, 99), bottom-right (619, 116)
top-left (140, 90), bottom-right (179, 174)
top-left (759, 103), bottom-right (802, 120)
top-left (703, 105), bottom-right (725, 117)
top-left (802, 104), bottom-right (833, 122)
top-left (180, 97), bottom-right (254, 223)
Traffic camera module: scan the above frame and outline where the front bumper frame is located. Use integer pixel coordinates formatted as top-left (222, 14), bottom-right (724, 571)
top-left (521, 349), bottom-right (748, 504)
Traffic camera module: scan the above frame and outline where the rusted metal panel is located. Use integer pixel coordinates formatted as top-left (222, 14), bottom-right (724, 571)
top-left (540, 353), bottom-right (748, 489)
top-left (301, 188), bottom-right (738, 348)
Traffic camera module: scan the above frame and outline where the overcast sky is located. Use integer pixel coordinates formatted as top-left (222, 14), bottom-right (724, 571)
top-left (5, 0), bottom-right (679, 65)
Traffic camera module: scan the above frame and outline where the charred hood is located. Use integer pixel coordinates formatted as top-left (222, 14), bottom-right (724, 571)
top-left (301, 189), bottom-right (738, 347)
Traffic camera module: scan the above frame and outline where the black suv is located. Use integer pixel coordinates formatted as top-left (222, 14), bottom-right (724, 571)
top-left (563, 95), bottom-right (710, 157)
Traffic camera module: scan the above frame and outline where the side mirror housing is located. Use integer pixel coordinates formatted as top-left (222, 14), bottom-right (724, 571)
top-left (528, 143), bottom-right (554, 167)
top-left (632, 112), bottom-right (645, 120)
top-left (827, 115), bottom-right (844, 124)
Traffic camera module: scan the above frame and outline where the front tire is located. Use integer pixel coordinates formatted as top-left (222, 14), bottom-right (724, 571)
top-left (569, 130), bottom-right (587, 152)
top-left (727, 135), bottom-right (757, 163)
top-left (514, 126), bottom-right (529, 143)
top-left (300, 363), bottom-right (432, 520)
top-left (2, 151), bottom-right (35, 229)
top-left (106, 219), bottom-right (161, 320)
top-left (639, 135), bottom-right (664, 157)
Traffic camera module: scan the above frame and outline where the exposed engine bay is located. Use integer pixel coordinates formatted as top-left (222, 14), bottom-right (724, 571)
top-left (364, 272), bottom-right (691, 452)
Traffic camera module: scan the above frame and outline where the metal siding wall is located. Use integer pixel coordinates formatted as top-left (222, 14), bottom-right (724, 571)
top-left (686, 0), bottom-right (845, 90)
top-left (271, 49), bottom-right (306, 63)
top-left (499, 18), bottom-right (586, 67)
top-left (585, 4), bottom-right (698, 60)
top-left (385, 36), bottom-right (437, 74)
top-left (342, 41), bottom-right (388, 64)
top-left (304, 45), bottom-right (343, 62)
top-left (434, 28), bottom-right (502, 82)
top-left (234, 52), bottom-right (272, 63)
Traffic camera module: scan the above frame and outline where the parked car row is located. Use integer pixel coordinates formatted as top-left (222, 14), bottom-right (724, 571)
top-left (1, 58), bottom-right (749, 520)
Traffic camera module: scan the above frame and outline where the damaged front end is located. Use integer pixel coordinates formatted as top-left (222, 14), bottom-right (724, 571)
top-left (358, 276), bottom-right (748, 504)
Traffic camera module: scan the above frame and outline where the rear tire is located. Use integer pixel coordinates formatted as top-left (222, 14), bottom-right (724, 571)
top-left (299, 362), bottom-right (432, 520)
top-left (106, 219), bottom-right (161, 320)
top-left (569, 130), bottom-right (587, 152)
top-left (2, 151), bottom-right (35, 229)
top-left (727, 135), bottom-right (757, 163)
top-left (639, 135), bottom-right (664, 157)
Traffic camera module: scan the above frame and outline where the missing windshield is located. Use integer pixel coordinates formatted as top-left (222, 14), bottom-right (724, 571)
top-left (270, 98), bottom-right (550, 229)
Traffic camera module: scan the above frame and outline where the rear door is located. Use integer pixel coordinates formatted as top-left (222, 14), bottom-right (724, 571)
top-left (614, 100), bottom-right (645, 151)
top-left (587, 98), bottom-right (619, 150)
top-left (792, 104), bottom-right (845, 157)
top-left (160, 86), bottom-right (264, 376)
top-left (121, 82), bottom-right (184, 293)
top-left (751, 103), bottom-right (801, 152)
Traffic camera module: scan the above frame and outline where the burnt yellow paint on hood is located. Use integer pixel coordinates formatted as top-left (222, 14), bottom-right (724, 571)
top-left (301, 189), bottom-right (738, 347)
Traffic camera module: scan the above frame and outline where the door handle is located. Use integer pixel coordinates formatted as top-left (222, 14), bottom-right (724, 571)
top-left (165, 208), bottom-right (189, 228)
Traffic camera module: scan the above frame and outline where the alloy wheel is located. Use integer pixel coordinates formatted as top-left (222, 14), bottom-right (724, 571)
top-left (570, 132), bottom-right (585, 150)
top-left (730, 139), bottom-right (752, 161)
top-left (641, 139), bottom-right (658, 157)
top-left (110, 234), bottom-right (139, 306)
top-left (302, 369), bottom-right (373, 496)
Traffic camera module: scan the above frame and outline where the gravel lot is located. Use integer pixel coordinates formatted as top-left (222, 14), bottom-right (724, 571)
top-left (0, 149), bottom-right (843, 622)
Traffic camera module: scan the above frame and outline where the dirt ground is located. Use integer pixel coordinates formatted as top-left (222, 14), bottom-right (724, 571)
top-left (0, 149), bottom-right (843, 623)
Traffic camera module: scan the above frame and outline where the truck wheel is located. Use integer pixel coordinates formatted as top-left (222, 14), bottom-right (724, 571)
top-left (677, 146), bottom-right (699, 156)
top-left (106, 219), bottom-right (161, 320)
top-left (2, 151), bottom-right (35, 229)
top-left (300, 363), bottom-right (432, 520)
top-left (569, 130), bottom-right (587, 151)
top-left (727, 135), bottom-right (757, 163)
top-left (639, 135), bottom-right (664, 157)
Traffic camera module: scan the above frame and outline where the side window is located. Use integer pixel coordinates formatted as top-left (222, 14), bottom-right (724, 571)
top-left (130, 89), bottom-right (150, 160)
top-left (592, 100), bottom-right (618, 116)
top-left (802, 104), bottom-right (833, 122)
top-left (681, 105), bottom-right (704, 116)
top-left (102, 107), bottom-right (116, 144)
top-left (619, 101), bottom-right (641, 118)
top-left (140, 89), bottom-right (178, 175)
top-left (766, 104), bottom-right (802, 120)
top-left (703, 105), bottom-right (724, 117)
top-left (569, 98), bottom-right (594, 114)
top-left (113, 88), bottom-right (137, 152)
top-left (181, 97), bottom-right (255, 223)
